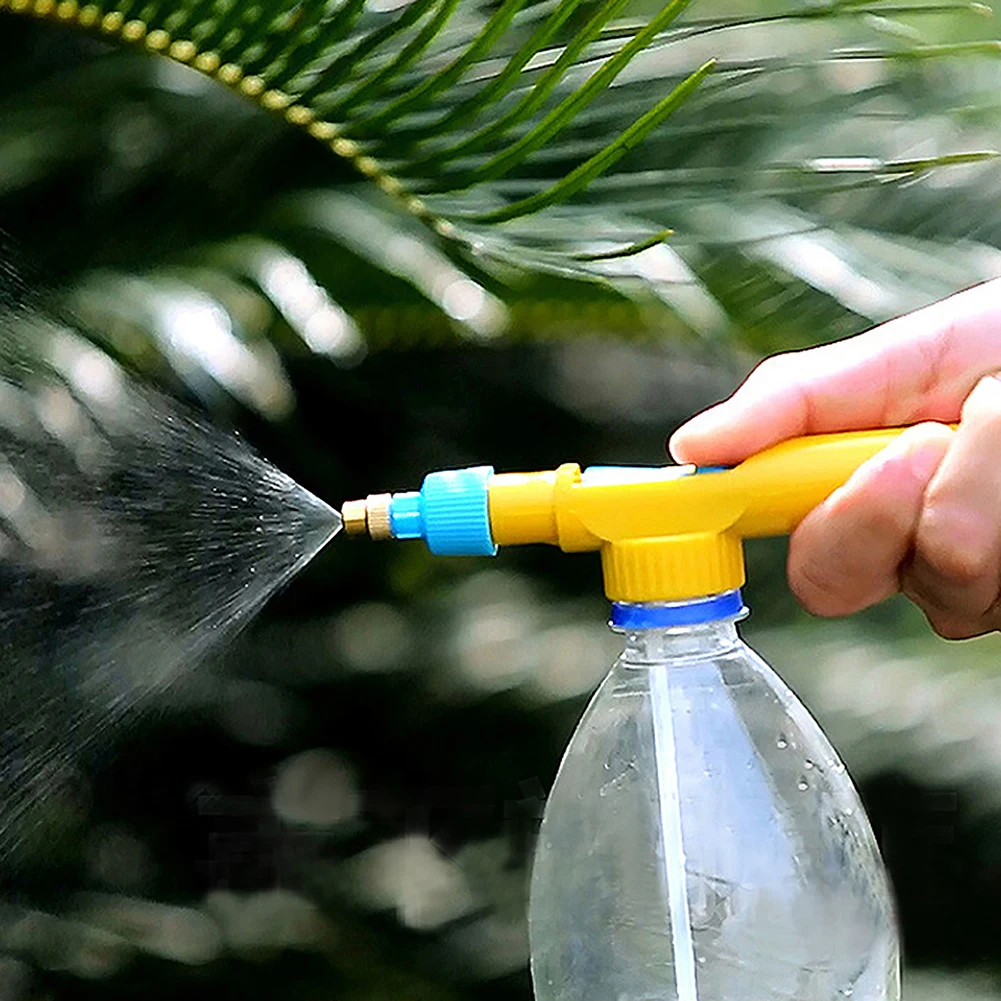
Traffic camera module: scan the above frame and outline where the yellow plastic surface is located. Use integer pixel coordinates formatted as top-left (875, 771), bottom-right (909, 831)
top-left (487, 425), bottom-right (952, 602)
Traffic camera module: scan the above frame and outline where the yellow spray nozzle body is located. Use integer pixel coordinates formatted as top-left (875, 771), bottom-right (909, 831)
top-left (345, 425), bottom-right (947, 603)
top-left (487, 427), bottom-right (923, 602)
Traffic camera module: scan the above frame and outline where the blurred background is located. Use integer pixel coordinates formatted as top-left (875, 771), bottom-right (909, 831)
top-left (3, 0), bottom-right (1001, 998)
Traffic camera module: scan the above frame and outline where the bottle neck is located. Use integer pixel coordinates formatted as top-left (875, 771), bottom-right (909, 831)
top-left (611, 590), bottom-right (746, 664)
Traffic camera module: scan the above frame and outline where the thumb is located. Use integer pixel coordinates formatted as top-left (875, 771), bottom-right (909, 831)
top-left (669, 279), bottom-right (1001, 467)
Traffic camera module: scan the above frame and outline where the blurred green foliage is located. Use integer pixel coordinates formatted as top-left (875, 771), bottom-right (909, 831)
top-left (3, 2), bottom-right (1001, 999)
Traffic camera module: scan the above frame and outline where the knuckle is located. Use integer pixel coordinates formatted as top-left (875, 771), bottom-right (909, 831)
top-left (920, 539), bottom-right (992, 587)
top-left (789, 552), bottom-right (855, 618)
top-left (825, 473), bottom-right (911, 539)
top-left (861, 498), bottom-right (911, 540)
top-left (915, 506), bottom-right (994, 586)
top-left (924, 611), bottom-right (986, 641)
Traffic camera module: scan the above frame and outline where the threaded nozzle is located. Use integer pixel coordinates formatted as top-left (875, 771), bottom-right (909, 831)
top-left (340, 494), bottom-right (393, 540)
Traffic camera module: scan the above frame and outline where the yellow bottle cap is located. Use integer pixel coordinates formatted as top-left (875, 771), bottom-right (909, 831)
top-left (600, 532), bottom-right (745, 603)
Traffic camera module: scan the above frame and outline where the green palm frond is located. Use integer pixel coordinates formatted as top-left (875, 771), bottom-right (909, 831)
top-left (1, 0), bottom-right (996, 265)
top-left (0, 0), bottom-right (717, 256)
top-left (3, 0), bottom-right (1001, 416)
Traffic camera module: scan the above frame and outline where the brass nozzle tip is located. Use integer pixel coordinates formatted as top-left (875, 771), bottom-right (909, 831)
top-left (341, 499), bottom-right (368, 536)
top-left (341, 494), bottom-right (394, 540)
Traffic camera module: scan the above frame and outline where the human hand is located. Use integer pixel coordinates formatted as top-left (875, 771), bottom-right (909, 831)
top-left (669, 279), bottom-right (1001, 639)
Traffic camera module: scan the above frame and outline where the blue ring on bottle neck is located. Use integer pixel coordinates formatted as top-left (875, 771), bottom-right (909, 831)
top-left (610, 589), bottom-right (745, 629)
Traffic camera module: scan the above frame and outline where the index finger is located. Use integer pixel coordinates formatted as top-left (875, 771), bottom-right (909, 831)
top-left (669, 279), bottom-right (1001, 467)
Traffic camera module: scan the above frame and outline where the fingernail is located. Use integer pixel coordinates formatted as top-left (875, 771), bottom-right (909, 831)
top-left (674, 406), bottom-right (725, 440)
top-left (668, 409), bottom-right (724, 461)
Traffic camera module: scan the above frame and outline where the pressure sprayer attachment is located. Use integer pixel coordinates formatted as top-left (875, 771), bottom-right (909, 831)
top-left (343, 424), bottom-right (927, 1001)
top-left (341, 426), bottom-right (916, 602)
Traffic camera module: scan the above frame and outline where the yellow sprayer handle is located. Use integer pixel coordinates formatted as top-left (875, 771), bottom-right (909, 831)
top-left (731, 426), bottom-right (927, 538)
top-left (488, 424), bottom-right (956, 601)
top-left (346, 423), bottom-right (957, 602)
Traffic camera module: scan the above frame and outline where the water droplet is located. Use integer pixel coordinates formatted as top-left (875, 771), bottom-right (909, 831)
top-left (776, 735), bottom-right (788, 750)
top-left (834, 762), bottom-right (846, 774)
top-left (697, 956), bottom-right (706, 965)
top-left (804, 758), bottom-right (814, 770)
top-left (797, 777), bottom-right (809, 791)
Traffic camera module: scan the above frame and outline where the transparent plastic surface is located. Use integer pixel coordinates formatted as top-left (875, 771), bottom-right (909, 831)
top-left (530, 617), bottom-right (899, 1001)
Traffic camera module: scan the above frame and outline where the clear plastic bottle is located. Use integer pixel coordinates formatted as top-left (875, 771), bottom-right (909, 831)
top-left (529, 591), bottom-right (899, 1001)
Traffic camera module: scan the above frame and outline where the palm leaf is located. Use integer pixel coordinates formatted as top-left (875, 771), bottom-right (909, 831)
top-left (0, 0), bottom-right (713, 250)
top-left (1, 0), bottom-right (993, 254)
top-left (2, 0), bottom-right (1001, 415)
